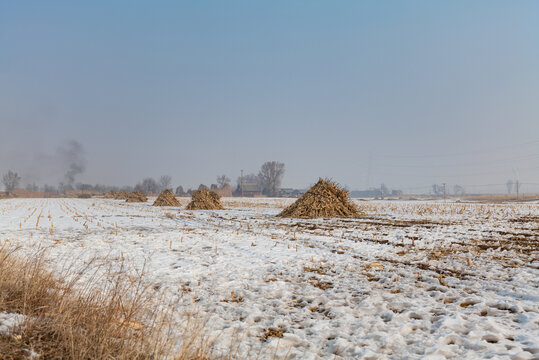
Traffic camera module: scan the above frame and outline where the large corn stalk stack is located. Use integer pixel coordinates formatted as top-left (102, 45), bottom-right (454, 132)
top-left (278, 178), bottom-right (361, 218)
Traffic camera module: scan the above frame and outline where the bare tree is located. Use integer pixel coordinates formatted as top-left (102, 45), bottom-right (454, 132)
top-left (2, 170), bottom-right (21, 193)
top-left (454, 184), bottom-right (465, 196)
top-left (258, 161), bottom-right (285, 197)
top-left (198, 184), bottom-right (209, 190)
top-left (58, 182), bottom-right (74, 194)
top-left (135, 178), bottom-right (159, 194)
top-left (25, 183), bottom-right (38, 192)
top-left (43, 184), bottom-right (57, 193)
top-left (216, 175), bottom-right (231, 188)
top-left (158, 175), bottom-right (172, 191)
top-left (432, 184), bottom-right (444, 196)
top-left (175, 185), bottom-right (185, 196)
top-left (506, 179), bottom-right (513, 194)
top-left (380, 184), bottom-right (390, 197)
top-left (76, 183), bottom-right (92, 191)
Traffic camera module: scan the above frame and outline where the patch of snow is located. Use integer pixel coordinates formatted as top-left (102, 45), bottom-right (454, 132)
top-left (0, 312), bottom-right (26, 335)
top-left (0, 198), bottom-right (537, 358)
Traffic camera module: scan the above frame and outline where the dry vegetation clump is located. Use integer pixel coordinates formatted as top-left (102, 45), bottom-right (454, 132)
top-left (262, 328), bottom-right (284, 341)
top-left (104, 190), bottom-right (117, 199)
top-left (186, 189), bottom-right (224, 210)
top-left (461, 194), bottom-right (539, 202)
top-left (114, 190), bottom-right (129, 200)
top-left (0, 245), bottom-right (178, 359)
top-left (278, 178), bottom-right (361, 218)
top-left (153, 189), bottom-right (181, 207)
top-left (126, 191), bottom-right (148, 203)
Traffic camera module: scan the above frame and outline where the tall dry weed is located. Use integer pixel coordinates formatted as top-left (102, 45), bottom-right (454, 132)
top-left (0, 245), bottom-right (216, 359)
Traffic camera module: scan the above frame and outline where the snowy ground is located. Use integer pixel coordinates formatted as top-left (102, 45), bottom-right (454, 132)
top-left (0, 197), bottom-right (538, 359)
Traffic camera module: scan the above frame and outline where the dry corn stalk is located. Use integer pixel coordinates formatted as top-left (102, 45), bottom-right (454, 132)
top-left (278, 178), bottom-right (361, 219)
top-left (186, 189), bottom-right (224, 210)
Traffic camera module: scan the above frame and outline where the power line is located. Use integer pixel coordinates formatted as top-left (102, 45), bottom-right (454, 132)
top-left (395, 182), bottom-right (539, 194)
top-left (375, 163), bottom-right (539, 179)
top-left (376, 153), bottom-right (539, 169)
top-left (377, 140), bottom-right (539, 160)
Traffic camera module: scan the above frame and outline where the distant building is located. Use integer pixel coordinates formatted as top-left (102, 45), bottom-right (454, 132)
top-left (234, 183), bottom-right (262, 197)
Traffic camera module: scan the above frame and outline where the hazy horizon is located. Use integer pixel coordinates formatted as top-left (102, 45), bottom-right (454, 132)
top-left (1, 1), bottom-right (538, 194)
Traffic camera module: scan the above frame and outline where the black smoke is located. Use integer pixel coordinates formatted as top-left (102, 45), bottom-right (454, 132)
top-left (59, 140), bottom-right (86, 185)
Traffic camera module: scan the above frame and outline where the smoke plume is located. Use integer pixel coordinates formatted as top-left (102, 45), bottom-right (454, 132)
top-left (59, 140), bottom-right (86, 185)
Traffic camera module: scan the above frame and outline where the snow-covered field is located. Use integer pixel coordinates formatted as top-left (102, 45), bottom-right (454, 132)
top-left (0, 197), bottom-right (538, 359)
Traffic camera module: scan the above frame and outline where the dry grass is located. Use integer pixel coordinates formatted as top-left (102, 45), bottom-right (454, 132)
top-left (221, 198), bottom-right (292, 209)
top-left (261, 328), bottom-right (284, 341)
top-left (460, 194), bottom-right (539, 202)
top-left (0, 245), bottom-right (217, 359)
top-left (358, 201), bottom-right (538, 219)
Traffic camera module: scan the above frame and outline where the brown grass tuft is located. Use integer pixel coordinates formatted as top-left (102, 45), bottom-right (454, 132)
top-left (0, 245), bottom-right (216, 359)
top-left (262, 328), bottom-right (284, 341)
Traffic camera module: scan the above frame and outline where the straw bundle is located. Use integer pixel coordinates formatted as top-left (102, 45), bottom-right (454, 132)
top-left (153, 189), bottom-right (181, 206)
top-left (277, 178), bottom-right (360, 218)
top-left (126, 191), bottom-right (148, 203)
top-left (185, 189), bottom-right (224, 210)
top-left (114, 190), bottom-right (129, 200)
top-left (104, 190), bottom-right (117, 199)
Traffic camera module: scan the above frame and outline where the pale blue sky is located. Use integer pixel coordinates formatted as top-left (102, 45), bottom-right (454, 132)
top-left (1, 1), bottom-right (538, 192)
